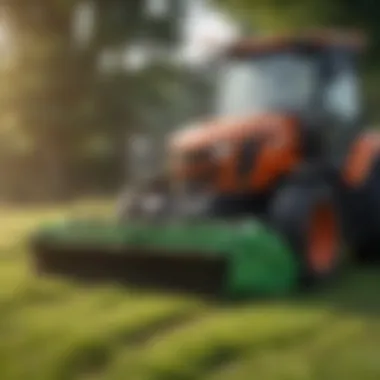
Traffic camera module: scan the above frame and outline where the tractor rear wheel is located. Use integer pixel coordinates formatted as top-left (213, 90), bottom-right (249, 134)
top-left (356, 159), bottom-right (380, 263)
top-left (340, 156), bottom-right (380, 264)
top-left (269, 183), bottom-right (345, 288)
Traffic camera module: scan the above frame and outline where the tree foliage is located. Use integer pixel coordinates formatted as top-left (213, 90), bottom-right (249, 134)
top-left (0, 0), bottom-right (193, 202)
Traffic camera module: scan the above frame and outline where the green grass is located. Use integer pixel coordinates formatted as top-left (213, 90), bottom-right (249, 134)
top-left (0, 200), bottom-right (380, 380)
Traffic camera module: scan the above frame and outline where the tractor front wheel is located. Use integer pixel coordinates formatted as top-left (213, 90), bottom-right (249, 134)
top-left (269, 183), bottom-right (345, 288)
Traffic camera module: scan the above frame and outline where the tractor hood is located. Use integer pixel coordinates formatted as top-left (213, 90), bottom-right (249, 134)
top-left (169, 113), bottom-right (299, 152)
top-left (169, 113), bottom-right (302, 193)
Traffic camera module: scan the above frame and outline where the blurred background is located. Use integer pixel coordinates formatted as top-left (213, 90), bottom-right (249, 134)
top-left (0, 0), bottom-right (379, 204)
top-left (1, 4), bottom-right (380, 380)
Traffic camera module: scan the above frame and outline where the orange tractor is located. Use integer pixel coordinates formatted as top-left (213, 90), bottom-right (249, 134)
top-left (31, 30), bottom-right (380, 297)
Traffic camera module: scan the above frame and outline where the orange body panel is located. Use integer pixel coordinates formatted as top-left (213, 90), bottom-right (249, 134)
top-left (247, 123), bottom-right (300, 191)
top-left (343, 131), bottom-right (380, 188)
top-left (170, 114), bottom-right (302, 194)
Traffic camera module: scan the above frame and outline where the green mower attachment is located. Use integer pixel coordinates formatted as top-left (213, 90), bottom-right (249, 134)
top-left (29, 218), bottom-right (300, 298)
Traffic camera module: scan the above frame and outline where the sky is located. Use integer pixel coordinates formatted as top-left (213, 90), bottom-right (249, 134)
top-left (178, 0), bottom-right (240, 65)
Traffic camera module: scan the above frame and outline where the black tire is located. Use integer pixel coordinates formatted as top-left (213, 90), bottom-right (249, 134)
top-left (344, 157), bottom-right (380, 264)
top-left (269, 182), bottom-right (346, 288)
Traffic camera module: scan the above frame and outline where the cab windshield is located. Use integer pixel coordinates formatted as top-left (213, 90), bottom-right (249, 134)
top-left (215, 52), bottom-right (319, 116)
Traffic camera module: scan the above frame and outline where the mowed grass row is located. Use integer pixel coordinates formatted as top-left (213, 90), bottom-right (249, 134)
top-left (0, 200), bottom-right (379, 380)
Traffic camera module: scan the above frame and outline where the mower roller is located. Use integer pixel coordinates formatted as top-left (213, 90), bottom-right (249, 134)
top-left (28, 30), bottom-right (380, 298)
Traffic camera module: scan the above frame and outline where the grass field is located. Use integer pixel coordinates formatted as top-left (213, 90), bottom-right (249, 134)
top-left (0, 200), bottom-right (380, 380)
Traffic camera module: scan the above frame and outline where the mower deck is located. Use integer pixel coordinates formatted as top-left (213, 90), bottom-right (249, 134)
top-left (29, 218), bottom-right (299, 298)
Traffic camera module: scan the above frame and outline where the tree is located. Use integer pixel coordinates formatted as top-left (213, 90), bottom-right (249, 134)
top-left (0, 0), bottom-right (191, 201)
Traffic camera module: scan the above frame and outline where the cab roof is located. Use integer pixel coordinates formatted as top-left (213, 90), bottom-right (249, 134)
top-left (226, 29), bottom-right (367, 56)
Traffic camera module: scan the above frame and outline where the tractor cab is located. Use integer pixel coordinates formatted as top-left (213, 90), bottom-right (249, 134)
top-left (215, 32), bottom-right (365, 159)
top-left (215, 45), bottom-right (320, 118)
top-left (216, 33), bottom-right (364, 118)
